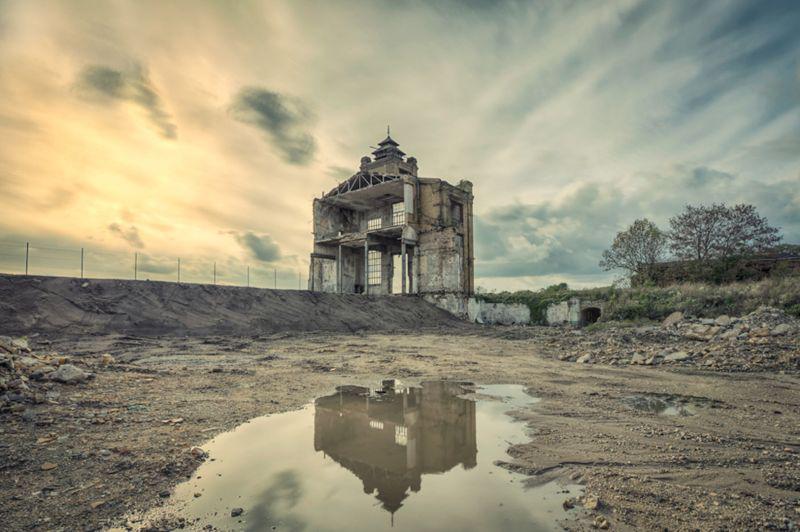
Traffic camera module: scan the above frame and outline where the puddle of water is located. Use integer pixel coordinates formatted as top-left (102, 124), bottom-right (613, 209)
top-left (623, 393), bottom-right (717, 416)
top-left (124, 381), bottom-right (581, 531)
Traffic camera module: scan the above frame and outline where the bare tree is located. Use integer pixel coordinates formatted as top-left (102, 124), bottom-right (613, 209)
top-left (600, 219), bottom-right (667, 279)
top-left (715, 203), bottom-right (781, 257)
top-left (668, 203), bottom-right (781, 261)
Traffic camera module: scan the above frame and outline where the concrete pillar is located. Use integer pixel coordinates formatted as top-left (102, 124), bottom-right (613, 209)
top-left (364, 238), bottom-right (369, 296)
top-left (401, 238), bottom-right (406, 294)
top-left (337, 244), bottom-right (342, 294)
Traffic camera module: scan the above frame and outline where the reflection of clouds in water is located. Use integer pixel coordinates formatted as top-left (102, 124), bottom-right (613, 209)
top-left (245, 469), bottom-right (307, 532)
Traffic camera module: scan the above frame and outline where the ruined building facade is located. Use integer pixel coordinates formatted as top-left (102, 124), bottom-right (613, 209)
top-left (309, 134), bottom-right (474, 299)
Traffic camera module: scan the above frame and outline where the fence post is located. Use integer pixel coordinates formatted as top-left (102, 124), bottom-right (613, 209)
top-left (177, 258), bottom-right (181, 283)
top-left (25, 242), bottom-right (29, 275)
top-left (134, 252), bottom-right (138, 280)
top-left (213, 262), bottom-right (216, 285)
top-left (80, 248), bottom-right (84, 279)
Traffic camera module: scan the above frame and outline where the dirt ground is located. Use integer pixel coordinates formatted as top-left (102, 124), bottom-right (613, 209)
top-left (1, 327), bottom-right (798, 531)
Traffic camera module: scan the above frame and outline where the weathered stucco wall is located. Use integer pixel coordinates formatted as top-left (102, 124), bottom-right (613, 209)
top-left (424, 294), bottom-right (530, 325)
top-left (467, 299), bottom-right (530, 325)
top-left (417, 228), bottom-right (462, 294)
top-left (308, 256), bottom-right (337, 292)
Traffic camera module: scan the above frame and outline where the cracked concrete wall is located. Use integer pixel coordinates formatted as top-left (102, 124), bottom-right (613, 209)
top-left (545, 298), bottom-right (604, 326)
top-left (424, 295), bottom-right (530, 325)
top-left (417, 228), bottom-right (463, 294)
top-left (467, 300), bottom-right (530, 325)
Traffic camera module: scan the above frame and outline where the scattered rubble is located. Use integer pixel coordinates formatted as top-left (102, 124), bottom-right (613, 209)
top-left (551, 306), bottom-right (799, 372)
top-left (0, 337), bottom-right (99, 412)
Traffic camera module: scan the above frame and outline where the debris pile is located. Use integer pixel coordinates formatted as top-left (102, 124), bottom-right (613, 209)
top-left (0, 335), bottom-right (94, 412)
top-left (556, 307), bottom-right (799, 372)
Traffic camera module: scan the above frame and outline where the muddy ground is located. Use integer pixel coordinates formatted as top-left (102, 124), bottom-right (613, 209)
top-left (1, 326), bottom-right (798, 531)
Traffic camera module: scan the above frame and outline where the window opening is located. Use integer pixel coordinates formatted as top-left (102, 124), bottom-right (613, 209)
top-left (367, 217), bottom-right (382, 230)
top-left (392, 202), bottom-right (405, 226)
top-left (368, 250), bottom-right (382, 285)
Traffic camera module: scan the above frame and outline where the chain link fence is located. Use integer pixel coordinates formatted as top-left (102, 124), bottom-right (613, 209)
top-left (0, 241), bottom-right (305, 290)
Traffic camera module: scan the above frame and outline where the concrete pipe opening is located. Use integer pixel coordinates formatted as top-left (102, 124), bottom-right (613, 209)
top-left (580, 307), bottom-right (601, 326)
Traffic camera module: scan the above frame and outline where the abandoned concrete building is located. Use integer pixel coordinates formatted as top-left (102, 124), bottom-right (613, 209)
top-left (308, 133), bottom-right (474, 299)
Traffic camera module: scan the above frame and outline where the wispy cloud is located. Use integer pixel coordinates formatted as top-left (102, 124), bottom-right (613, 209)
top-left (108, 223), bottom-right (144, 249)
top-left (76, 64), bottom-right (177, 139)
top-left (230, 88), bottom-right (316, 165)
top-left (233, 231), bottom-right (282, 262)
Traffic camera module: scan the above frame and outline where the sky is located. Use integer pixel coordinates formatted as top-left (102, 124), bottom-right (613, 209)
top-left (0, 0), bottom-right (799, 290)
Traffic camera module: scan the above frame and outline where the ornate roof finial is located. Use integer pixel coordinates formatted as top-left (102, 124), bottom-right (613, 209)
top-left (387, 124), bottom-right (391, 137)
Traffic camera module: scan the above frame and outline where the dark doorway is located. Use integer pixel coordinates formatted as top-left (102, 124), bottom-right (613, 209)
top-left (580, 307), bottom-right (601, 325)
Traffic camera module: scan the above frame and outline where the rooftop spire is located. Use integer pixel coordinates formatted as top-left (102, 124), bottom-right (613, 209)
top-left (372, 128), bottom-right (404, 160)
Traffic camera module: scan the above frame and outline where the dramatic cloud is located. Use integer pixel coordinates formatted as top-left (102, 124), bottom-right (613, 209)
top-left (1, 1), bottom-right (799, 290)
top-left (76, 65), bottom-right (177, 139)
top-left (234, 232), bottom-right (282, 263)
top-left (108, 223), bottom-right (144, 249)
top-left (230, 88), bottom-right (316, 165)
top-left (476, 166), bottom-right (800, 285)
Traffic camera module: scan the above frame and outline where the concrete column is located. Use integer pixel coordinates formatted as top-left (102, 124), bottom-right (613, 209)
top-left (401, 238), bottom-right (406, 294)
top-left (364, 238), bottom-right (369, 296)
top-left (337, 244), bottom-right (342, 294)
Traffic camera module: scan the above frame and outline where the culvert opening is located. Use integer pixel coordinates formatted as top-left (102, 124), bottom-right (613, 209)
top-left (580, 307), bottom-right (601, 325)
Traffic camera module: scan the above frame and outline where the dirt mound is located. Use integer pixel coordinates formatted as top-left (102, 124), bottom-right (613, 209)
top-left (0, 275), bottom-right (464, 336)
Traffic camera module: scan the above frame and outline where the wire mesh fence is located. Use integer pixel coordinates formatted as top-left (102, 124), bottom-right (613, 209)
top-left (0, 240), bottom-right (306, 290)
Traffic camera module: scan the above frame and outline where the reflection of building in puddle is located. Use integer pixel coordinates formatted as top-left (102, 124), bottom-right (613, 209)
top-left (314, 381), bottom-right (477, 518)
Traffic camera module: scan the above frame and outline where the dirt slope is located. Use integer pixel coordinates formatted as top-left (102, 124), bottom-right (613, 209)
top-left (0, 274), bottom-right (463, 336)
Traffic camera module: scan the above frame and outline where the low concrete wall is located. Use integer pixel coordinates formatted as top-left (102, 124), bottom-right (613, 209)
top-left (423, 294), bottom-right (468, 319)
top-left (424, 294), bottom-right (530, 325)
top-left (468, 299), bottom-right (530, 325)
top-left (545, 297), bottom-right (604, 326)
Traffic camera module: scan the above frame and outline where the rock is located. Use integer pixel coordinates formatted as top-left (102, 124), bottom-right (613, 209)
top-left (41, 462), bottom-right (58, 471)
top-left (664, 351), bottom-right (690, 362)
top-left (715, 315), bottom-right (731, 326)
top-left (629, 353), bottom-right (646, 365)
top-left (562, 498), bottom-right (575, 510)
top-left (49, 364), bottom-right (90, 384)
top-left (584, 495), bottom-right (601, 510)
top-left (11, 337), bottom-right (30, 352)
top-left (662, 312), bottom-right (683, 328)
top-left (576, 354), bottom-right (592, 364)
top-left (719, 326), bottom-right (742, 340)
top-left (159, 490), bottom-right (170, 498)
top-left (101, 354), bottom-right (116, 365)
top-left (29, 366), bottom-right (56, 381)
top-left (190, 446), bottom-right (208, 460)
top-left (15, 356), bottom-right (40, 369)
top-left (644, 356), bottom-right (657, 365)
top-left (593, 516), bottom-right (610, 529)
top-left (90, 500), bottom-right (105, 510)
top-left (684, 324), bottom-right (719, 341)
top-left (231, 507), bottom-right (244, 517)
top-left (0, 336), bottom-right (17, 353)
top-left (0, 353), bottom-right (14, 369)
top-left (770, 323), bottom-right (792, 336)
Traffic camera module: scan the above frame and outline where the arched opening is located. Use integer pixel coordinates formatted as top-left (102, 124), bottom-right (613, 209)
top-left (580, 307), bottom-right (601, 326)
